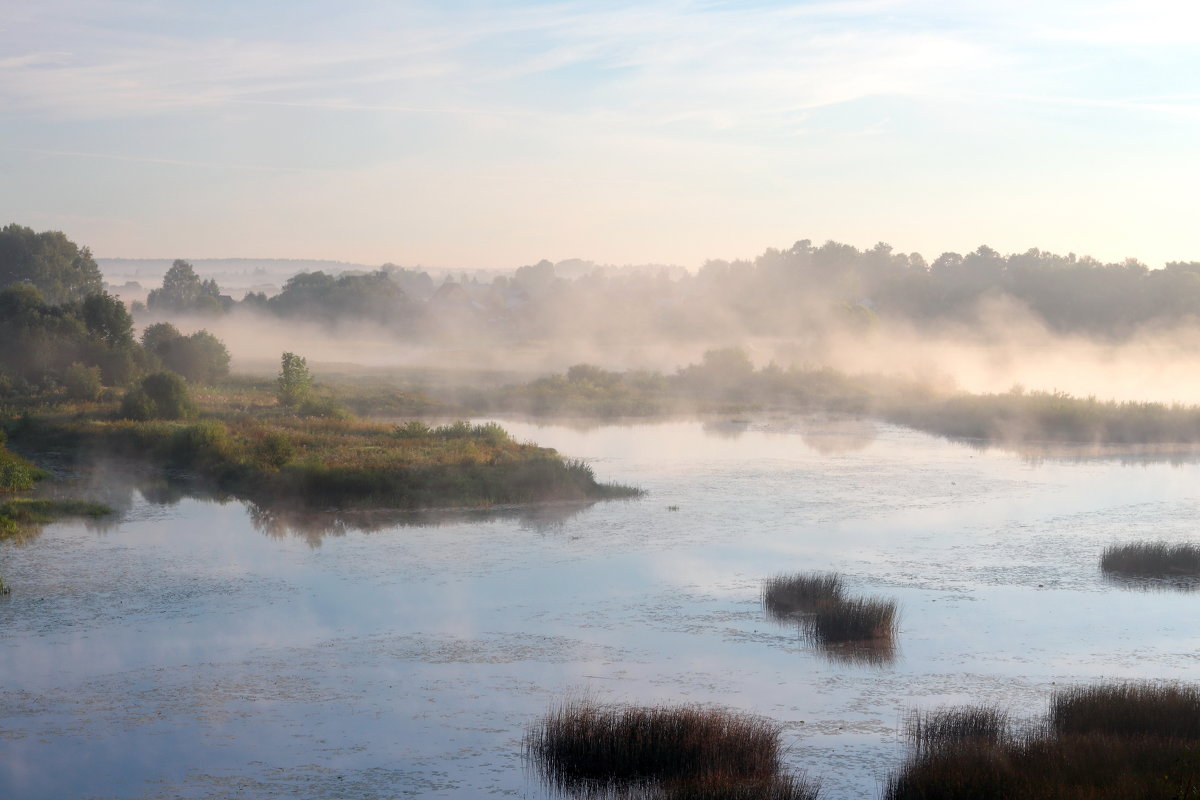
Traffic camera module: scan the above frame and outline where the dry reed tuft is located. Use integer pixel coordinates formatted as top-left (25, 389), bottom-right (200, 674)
top-left (1050, 681), bottom-right (1200, 740)
top-left (808, 597), bottom-right (897, 643)
top-left (1100, 541), bottom-right (1200, 577)
top-left (906, 705), bottom-right (1012, 753)
top-left (762, 572), bottom-right (845, 619)
top-left (526, 697), bottom-right (819, 799)
top-left (885, 682), bottom-right (1200, 799)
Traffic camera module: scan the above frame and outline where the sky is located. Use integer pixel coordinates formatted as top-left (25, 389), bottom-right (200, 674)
top-left (2, 0), bottom-right (1199, 271)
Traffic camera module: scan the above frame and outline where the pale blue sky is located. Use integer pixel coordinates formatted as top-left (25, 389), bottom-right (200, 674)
top-left (3, 0), bottom-right (1198, 269)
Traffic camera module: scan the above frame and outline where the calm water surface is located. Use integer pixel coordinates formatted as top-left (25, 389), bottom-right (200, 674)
top-left (4, 418), bottom-right (1200, 799)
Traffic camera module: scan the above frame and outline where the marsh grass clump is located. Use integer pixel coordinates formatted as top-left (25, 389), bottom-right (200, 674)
top-left (762, 572), bottom-right (845, 619)
top-left (906, 706), bottom-right (1012, 754)
top-left (1100, 541), bottom-right (1200, 578)
top-left (525, 697), bottom-right (818, 799)
top-left (808, 597), bottom-right (897, 643)
top-left (885, 682), bottom-right (1200, 799)
top-left (1050, 682), bottom-right (1200, 741)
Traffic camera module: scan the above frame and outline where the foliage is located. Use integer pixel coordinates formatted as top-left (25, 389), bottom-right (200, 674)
top-left (0, 223), bottom-right (103, 303)
top-left (0, 441), bottom-right (48, 492)
top-left (146, 259), bottom-right (227, 314)
top-left (265, 270), bottom-right (412, 324)
top-left (120, 371), bottom-right (196, 420)
top-left (9, 399), bottom-right (640, 511)
top-left (0, 284), bottom-right (142, 389)
top-left (141, 323), bottom-right (231, 384)
top-left (63, 363), bottom-right (103, 401)
top-left (277, 352), bottom-right (312, 407)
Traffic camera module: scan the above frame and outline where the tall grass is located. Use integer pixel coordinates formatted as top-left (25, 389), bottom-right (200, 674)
top-left (1050, 682), bottom-right (1200, 740)
top-left (1100, 541), bottom-right (1200, 577)
top-left (809, 597), bottom-right (897, 643)
top-left (762, 571), bottom-right (898, 657)
top-left (906, 706), bottom-right (1012, 754)
top-left (885, 682), bottom-right (1200, 799)
top-left (526, 697), bottom-right (819, 799)
top-left (762, 572), bottom-right (845, 619)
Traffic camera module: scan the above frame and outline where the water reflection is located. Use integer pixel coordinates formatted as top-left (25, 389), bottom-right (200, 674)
top-left (799, 417), bottom-right (877, 456)
top-left (763, 607), bottom-right (898, 668)
top-left (247, 500), bottom-right (596, 545)
top-left (1101, 573), bottom-right (1200, 593)
top-left (953, 438), bottom-right (1200, 466)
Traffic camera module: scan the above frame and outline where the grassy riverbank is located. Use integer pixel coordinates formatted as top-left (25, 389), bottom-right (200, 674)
top-left (4, 396), bottom-right (640, 511)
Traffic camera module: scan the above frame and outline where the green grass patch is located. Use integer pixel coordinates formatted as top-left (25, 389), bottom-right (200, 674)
top-left (6, 393), bottom-right (641, 511)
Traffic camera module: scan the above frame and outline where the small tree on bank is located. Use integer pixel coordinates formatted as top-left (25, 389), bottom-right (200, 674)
top-left (277, 352), bottom-right (312, 408)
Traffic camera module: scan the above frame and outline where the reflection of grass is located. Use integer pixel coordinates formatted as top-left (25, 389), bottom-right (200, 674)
top-left (1101, 542), bottom-right (1200, 578)
top-left (886, 682), bottom-right (1200, 799)
top-left (526, 697), bottom-right (818, 800)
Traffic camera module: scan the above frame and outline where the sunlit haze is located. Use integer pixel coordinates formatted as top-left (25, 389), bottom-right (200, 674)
top-left (4, 0), bottom-right (1199, 268)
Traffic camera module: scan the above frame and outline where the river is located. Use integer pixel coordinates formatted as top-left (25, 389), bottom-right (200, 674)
top-left (3, 417), bottom-right (1200, 799)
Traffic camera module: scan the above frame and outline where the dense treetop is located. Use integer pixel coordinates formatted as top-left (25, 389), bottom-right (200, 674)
top-left (0, 224), bottom-right (103, 304)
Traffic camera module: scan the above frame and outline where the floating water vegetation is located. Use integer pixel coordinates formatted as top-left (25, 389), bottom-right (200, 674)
top-left (1100, 541), bottom-right (1200, 578)
top-left (525, 697), bottom-right (819, 800)
top-left (886, 682), bottom-right (1200, 799)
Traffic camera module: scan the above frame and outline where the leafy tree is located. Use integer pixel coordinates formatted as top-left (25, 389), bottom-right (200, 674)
top-left (80, 291), bottom-right (135, 348)
top-left (277, 352), bottom-right (312, 407)
top-left (0, 224), bottom-right (103, 303)
top-left (140, 323), bottom-right (231, 384)
top-left (146, 259), bottom-right (226, 314)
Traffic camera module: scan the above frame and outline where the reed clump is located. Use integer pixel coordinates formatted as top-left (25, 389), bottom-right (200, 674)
top-left (762, 572), bottom-right (845, 618)
top-left (885, 682), bottom-right (1200, 799)
top-left (1050, 682), bottom-right (1200, 740)
top-left (906, 706), bottom-right (1012, 754)
top-left (1100, 541), bottom-right (1200, 578)
top-left (762, 571), bottom-right (898, 657)
top-left (810, 597), bottom-right (897, 643)
top-left (526, 697), bottom-right (819, 799)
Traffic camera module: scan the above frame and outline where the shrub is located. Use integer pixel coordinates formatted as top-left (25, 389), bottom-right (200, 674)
top-left (63, 362), bottom-right (103, 401)
top-left (170, 421), bottom-right (234, 466)
top-left (277, 352), bottom-right (312, 407)
top-left (298, 396), bottom-right (350, 419)
top-left (120, 371), bottom-right (195, 420)
top-left (253, 432), bottom-right (295, 469)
